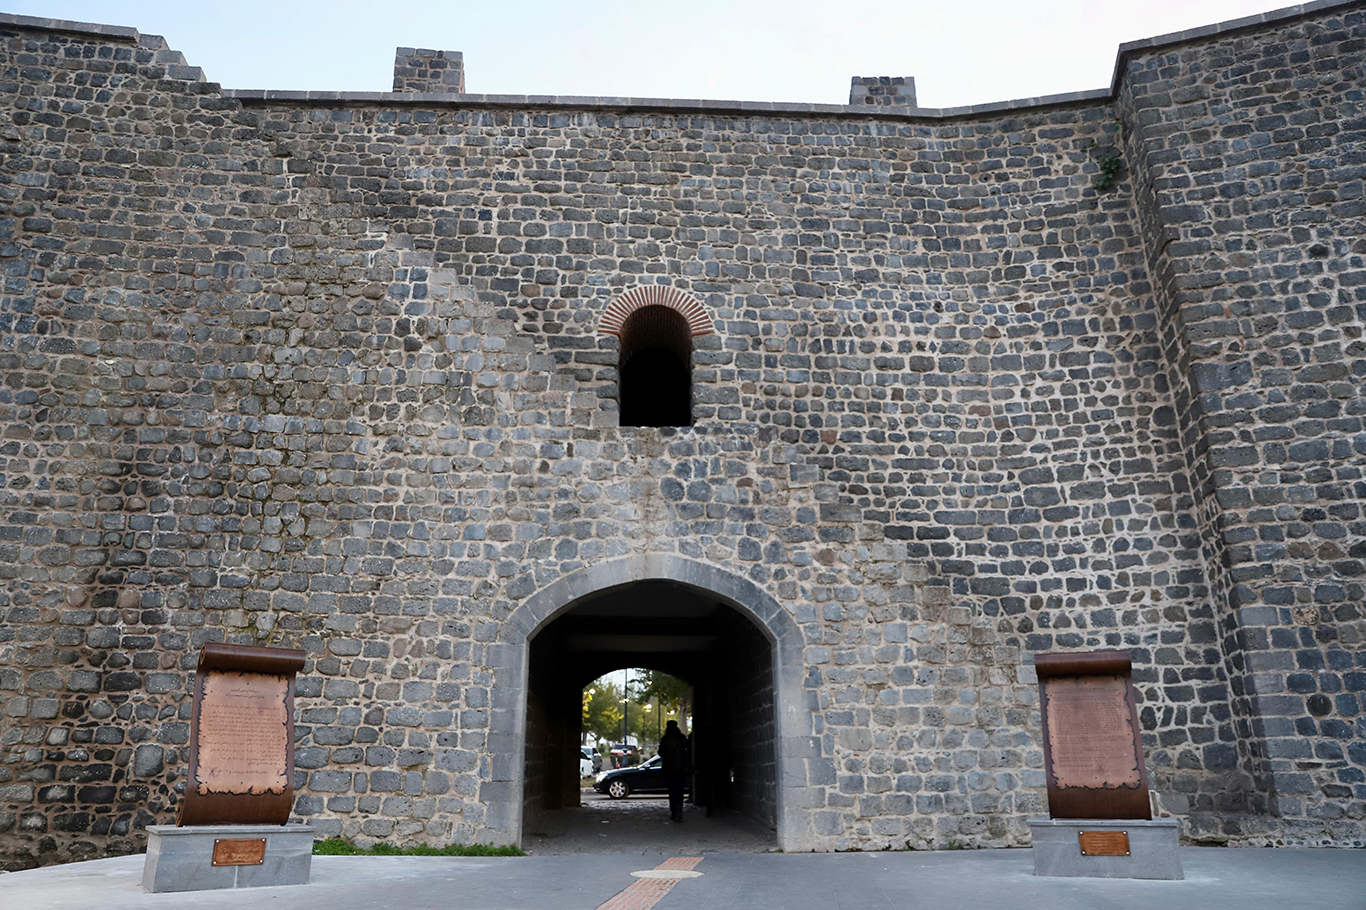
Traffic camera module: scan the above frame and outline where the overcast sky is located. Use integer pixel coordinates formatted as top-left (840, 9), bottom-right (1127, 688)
top-left (13, 0), bottom-right (1293, 107)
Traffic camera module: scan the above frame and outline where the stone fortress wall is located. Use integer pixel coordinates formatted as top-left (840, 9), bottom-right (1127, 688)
top-left (0, 0), bottom-right (1363, 870)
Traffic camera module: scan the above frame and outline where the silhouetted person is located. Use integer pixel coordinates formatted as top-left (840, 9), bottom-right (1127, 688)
top-left (659, 720), bottom-right (690, 823)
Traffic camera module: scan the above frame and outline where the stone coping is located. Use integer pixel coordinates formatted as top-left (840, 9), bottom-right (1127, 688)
top-left (214, 88), bottom-right (1117, 120)
top-left (0, 10), bottom-right (139, 40)
top-left (1, 1), bottom-right (1359, 119)
top-left (395, 47), bottom-right (463, 60)
top-left (145, 823), bottom-right (315, 836)
top-left (1026, 817), bottom-right (1180, 827)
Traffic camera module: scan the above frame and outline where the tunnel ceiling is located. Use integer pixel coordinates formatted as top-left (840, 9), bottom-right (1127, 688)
top-left (562, 633), bottom-right (716, 654)
top-left (536, 581), bottom-right (753, 682)
top-left (557, 581), bottom-right (724, 619)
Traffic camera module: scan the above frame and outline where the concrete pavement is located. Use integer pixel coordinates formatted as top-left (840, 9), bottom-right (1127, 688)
top-left (2, 846), bottom-right (1363, 910)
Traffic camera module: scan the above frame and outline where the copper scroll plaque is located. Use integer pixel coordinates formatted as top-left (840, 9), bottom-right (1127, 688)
top-left (1042, 675), bottom-right (1143, 790)
top-left (195, 671), bottom-right (291, 796)
top-left (178, 643), bottom-right (306, 827)
top-left (1035, 650), bottom-right (1151, 820)
top-left (212, 838), bottom-right (267, 866)
top-left (1078, 831), bottom-right (1130, 856)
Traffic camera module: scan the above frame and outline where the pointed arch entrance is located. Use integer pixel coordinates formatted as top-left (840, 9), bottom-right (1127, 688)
top-left (482, 556), bottom-right (813, 851)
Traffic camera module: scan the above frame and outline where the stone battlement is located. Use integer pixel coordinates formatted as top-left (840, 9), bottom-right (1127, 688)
top-left (392, 47), bottom-right (464, 94)
top-left (849, 76), bottom-right (916, 107)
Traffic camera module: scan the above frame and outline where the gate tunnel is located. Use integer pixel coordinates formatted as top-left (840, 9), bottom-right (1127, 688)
top-left (522, 579), bottom-right (778, 838)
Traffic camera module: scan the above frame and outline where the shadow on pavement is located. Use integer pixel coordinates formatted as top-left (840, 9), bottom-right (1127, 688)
top-left (522, 791), bottom-right (777, 855)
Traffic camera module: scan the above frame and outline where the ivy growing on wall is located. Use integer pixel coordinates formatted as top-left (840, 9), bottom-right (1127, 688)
top-left (1093, 151), bottom-right (1124, 190)
top-left (1089, 118), bottom-right (1127, 191)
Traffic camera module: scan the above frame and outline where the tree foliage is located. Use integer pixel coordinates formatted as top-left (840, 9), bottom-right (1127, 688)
top-left (631, 669), bottom-right (692, 738)
top-left (581, 669), bottom-right (694, 750)
top-left (582, 677), bottom-right (624, 745)
top-left (632, 669), bottom-right (690, 713)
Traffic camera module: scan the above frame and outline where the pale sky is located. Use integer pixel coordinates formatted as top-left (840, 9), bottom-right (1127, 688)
top-left (11, 0), bottom-right (1295, 108)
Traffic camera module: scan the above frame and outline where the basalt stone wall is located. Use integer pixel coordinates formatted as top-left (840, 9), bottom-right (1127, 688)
top-left (1, 3), bottom-right (1363, 870)
top-left (716, 608), bottom-right (776, 828)
top-left (1116, 2), bottom-right (1366, 835)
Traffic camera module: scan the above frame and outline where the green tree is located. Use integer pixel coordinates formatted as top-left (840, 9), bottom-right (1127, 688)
top-left (583, 670), bottom-right (694, 757)
top-left (631, 670), bottom-right (692, 736)
top-left (581, 677), bottom-right (623, 746)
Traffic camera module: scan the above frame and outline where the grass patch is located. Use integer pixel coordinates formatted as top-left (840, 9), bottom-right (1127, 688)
top-left (313, 837), bottom-right (524, 857)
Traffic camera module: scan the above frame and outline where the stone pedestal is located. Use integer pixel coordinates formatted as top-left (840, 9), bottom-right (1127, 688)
top-left (1028, 817), bottom-right (1183, 880)
top-left (142, 824), bottom-right (313, 892)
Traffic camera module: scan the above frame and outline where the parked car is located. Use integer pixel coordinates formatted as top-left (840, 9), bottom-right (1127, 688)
top-left (579, 747), bottom-right (594, 778)
top-left (593, 754), bottom-right (689, 799)
top-left (582, 746), bottom-right (602, 774)
top-left (608, 743), bottom-right (640, 767)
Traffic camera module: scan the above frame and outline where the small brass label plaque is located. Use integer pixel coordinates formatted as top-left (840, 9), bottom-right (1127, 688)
top-left (1078, 830), bottom-right (1130, 856)
top-left (212, 838), bottom-right (267, 866)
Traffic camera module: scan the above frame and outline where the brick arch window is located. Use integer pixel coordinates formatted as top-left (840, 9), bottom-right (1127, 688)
top-left (599, 287), bottom-right (716, 428)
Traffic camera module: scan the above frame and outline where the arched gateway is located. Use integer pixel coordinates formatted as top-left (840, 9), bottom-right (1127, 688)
top-left (482, 556), bottom-right (815, 851)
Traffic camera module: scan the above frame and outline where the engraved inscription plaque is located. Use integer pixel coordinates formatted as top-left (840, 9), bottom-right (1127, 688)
top-left (1043, 675), bottom-right (1142, 790)
top-left (178, 643), bottom-right (306, 827)
top-left (1078, 830), bottom-right (1130, 856)
top-left (1035, 650), bottom-right (1151, 820)
top-left (212, 838), bottom-right (267, 866)
top-left (196, 671), bottom-right (290, 796)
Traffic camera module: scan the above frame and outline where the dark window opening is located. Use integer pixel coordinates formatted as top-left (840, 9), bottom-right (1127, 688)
top-left (618, 305), bottom-right (692, 428)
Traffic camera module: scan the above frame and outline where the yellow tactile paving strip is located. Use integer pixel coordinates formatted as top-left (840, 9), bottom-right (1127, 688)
top-left (595, 857), bottom-right (704, 910)
top-left (654, 857), bottom-right (703, 871)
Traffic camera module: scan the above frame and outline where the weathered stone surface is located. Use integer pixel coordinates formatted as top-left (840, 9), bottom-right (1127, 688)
top-left (0, 1), bottom-right (1363, 870)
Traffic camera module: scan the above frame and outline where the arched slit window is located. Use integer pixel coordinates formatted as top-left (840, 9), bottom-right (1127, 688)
top-left (618, 305), bottom-right (692, 428)
top-left (599, 286), bottom-right (715, 429)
